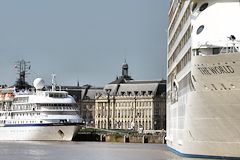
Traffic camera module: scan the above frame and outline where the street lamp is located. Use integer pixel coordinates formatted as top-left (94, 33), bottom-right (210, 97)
top-left (133, 95), bottom-right (137, 130)
top-left (106, 89), bottom-right (111, 130)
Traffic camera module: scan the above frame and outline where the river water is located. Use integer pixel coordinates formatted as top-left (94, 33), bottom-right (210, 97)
top-left (0, 141), bottom-right (214, 160)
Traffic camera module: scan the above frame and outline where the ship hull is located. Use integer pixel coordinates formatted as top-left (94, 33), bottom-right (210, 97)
top-left (0, 125), bottom-right (79, 141)
top-left (167, 54), bottom-right (240, 158)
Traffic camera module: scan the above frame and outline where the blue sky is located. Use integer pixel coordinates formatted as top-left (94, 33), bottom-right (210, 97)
top-left (0, 0), bottom-right (168, 86)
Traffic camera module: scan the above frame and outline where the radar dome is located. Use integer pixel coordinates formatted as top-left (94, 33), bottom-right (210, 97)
top-left (33, 78), bottom-right (45, 90)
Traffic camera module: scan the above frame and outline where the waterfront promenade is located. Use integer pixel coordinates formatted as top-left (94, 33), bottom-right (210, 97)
top-left (0, 141), bottom-right (213, 160)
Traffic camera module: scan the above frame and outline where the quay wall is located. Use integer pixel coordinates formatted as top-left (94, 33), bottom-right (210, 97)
top-left (73, 130), bottom-right (166, 144)
top-left (104, 134), bottom-right (165, 143)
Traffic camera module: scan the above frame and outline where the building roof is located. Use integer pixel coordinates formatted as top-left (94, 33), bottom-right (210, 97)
top-left (103, 80), bottom-right (166, 97)
top-left (109, 75), bottom-right (133, 84)
top-left (127, 79), bottom-right (166, 84)
top-left (82, 88), bottom-right (104, 100)
top-left (117, 83), bottom-right (159, 96)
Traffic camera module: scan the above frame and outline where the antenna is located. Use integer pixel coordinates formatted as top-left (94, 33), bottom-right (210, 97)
top-left (52, 74), bottom-right (56, 91)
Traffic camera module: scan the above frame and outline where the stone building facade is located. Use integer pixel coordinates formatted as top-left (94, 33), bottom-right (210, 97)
top-left (53, 84), bottom-right (103, 127)
top-left (80, 85), bottom-right (104, 126)
top-left (95, 62), bottom-right (166, 131)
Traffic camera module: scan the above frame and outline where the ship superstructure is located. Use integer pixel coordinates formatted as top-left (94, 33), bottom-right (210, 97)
top-left (167, 0), bottom-right (240, 158)
top-left (0, 78), bottom-right (82, 141)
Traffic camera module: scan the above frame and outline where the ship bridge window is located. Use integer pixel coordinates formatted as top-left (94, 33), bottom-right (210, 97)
top-left (13, 97), bottom-right (29, 103)
top-left (197, 25), bottom-right (204, 34)
top-left (49, 93), bottom-right (67, 98)
top-left (199, 3), bottom-right (208, 11)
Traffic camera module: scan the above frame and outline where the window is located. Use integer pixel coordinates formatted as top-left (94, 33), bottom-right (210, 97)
top-left (192, 3), bottom-right (198, 12)
top-left (197, 25), bottom-right (204, 34)
top-left (49, 93), bottom-right (66, 98)
top-left (134, 91), bottom-right (138, 96)
top-left (213, 48), bottom-right (221, 55)
top-left (199, 3), bottom-right (208, 11)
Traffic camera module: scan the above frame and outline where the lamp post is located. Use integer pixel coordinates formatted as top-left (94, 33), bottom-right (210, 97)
top-left (112, 96), bottom-right (115, 129)
top-left (133, 95), bottom-right (137, 130)
top-left (106, 90), bottom-right (110, 130)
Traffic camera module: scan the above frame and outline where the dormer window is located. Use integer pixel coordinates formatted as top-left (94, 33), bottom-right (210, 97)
top-left (141, 91), bottom-right (146, 96)
top-left (105, 89), bottom-right (111, 94)
top-left (134, 91), bottom-right (138, 96)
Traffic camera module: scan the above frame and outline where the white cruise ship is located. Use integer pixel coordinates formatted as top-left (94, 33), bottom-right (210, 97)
top-left (166, 0), bottom-right (240, 158)
top-left (0, 78), bottom-right (82, 141)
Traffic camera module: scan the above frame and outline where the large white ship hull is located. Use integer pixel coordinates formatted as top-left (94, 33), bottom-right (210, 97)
top-left (167, 54), bottom-right (240, 158)
top-left (0, 125), bottom-right (79, 141)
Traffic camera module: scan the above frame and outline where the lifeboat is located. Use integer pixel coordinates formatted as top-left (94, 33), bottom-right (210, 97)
top-left (0, 93), bottom-right (5, 101)
top-left (4, 93), bottom-right (14, 101)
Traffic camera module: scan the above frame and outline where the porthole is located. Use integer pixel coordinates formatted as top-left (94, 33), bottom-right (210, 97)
top-left (197, 25), bottom-right (204, 34)
top-left (199, 3), bottom-right (208, 11)
top-left (192, 3), bottom-right (198, 12)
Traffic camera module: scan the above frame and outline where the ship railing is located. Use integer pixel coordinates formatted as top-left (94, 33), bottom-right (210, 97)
top-left (40, 107), bottom-right (78, 111)
top-left (194, 40), bottom-right (240, 56)
top-left (220, 46), bottom-right (240, 54)
top-left (220, 41), bottom-right (240, 54)
top-left (14, 91), bottom-right (35, 95)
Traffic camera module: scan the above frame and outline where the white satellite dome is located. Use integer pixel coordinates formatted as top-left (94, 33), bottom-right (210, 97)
top-left (33, 78), bottom-right (45, 90)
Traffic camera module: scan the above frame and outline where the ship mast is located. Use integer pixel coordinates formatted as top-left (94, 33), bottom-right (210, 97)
top-left (15, 60), bottom-right (31, 90)
top-left (51, 74), bottom-right (56, 91)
